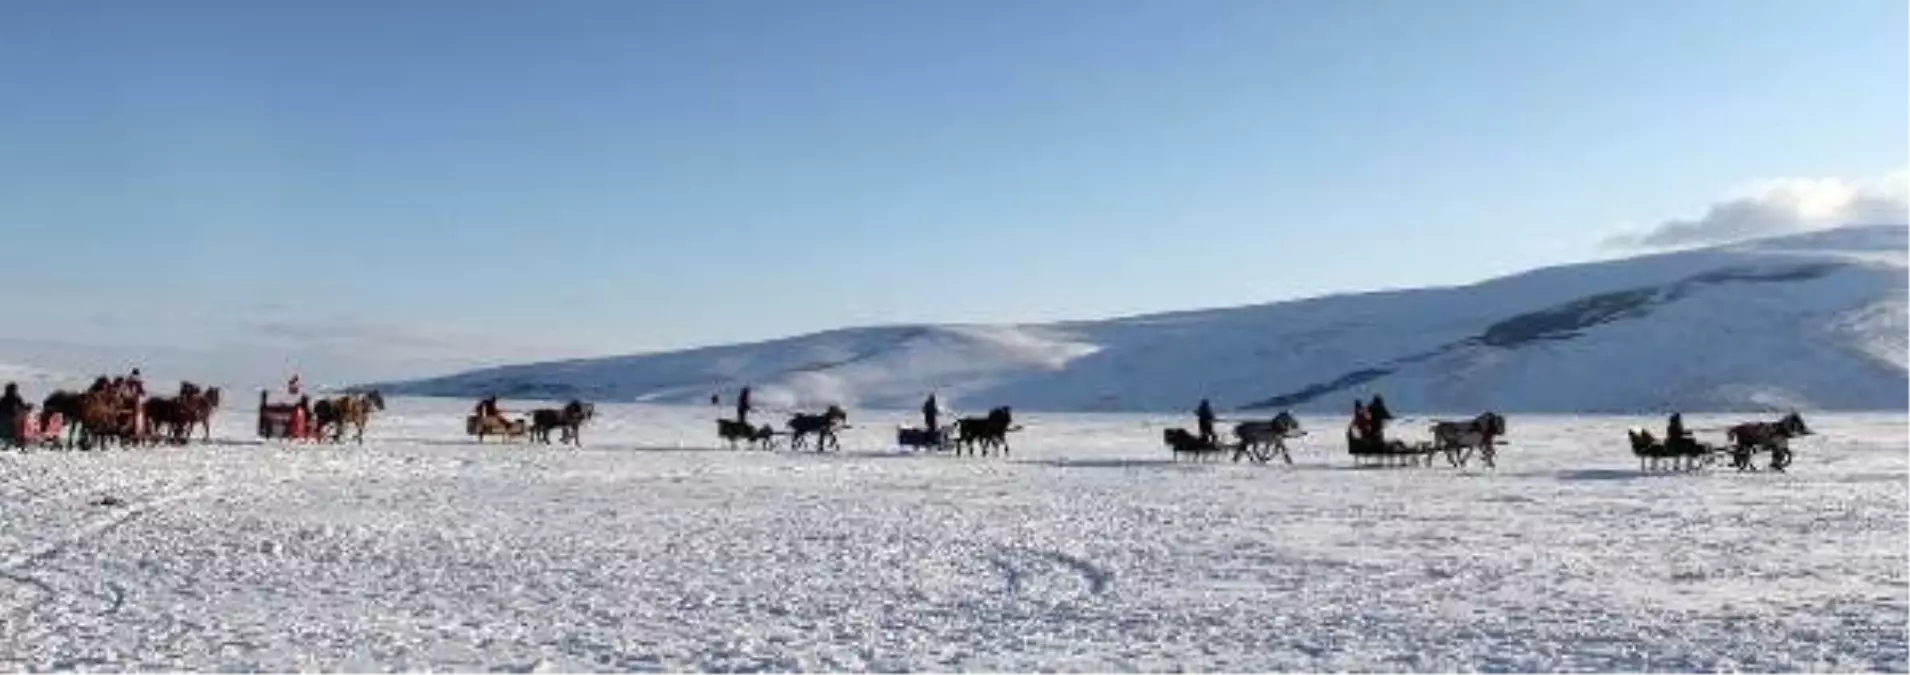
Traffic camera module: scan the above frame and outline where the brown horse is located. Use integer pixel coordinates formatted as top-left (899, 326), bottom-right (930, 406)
top-left (142, 395), bottom-right (188, 445)
top-left (1726, 412), bottom-right (1811, 472)
top-left (179, 385), bottom-right (222, 442)
top-left (313, 390), bottom-right (385, 444)
top-left (73, 389), bottom-right (139, 450)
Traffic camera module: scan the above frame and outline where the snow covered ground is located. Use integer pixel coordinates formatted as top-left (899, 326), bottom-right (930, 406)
top-left (2, 398), bottom-right (1904, 672)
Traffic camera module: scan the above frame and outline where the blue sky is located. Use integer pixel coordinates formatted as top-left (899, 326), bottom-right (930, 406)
top-left (0, 0), bottom-right (1904, 383)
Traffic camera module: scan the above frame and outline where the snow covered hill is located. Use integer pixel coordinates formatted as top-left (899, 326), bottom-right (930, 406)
top-left (366, 226), bottom-right (1909, 413)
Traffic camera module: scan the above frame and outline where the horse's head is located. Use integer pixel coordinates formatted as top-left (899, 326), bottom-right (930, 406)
top-left (989, 406), bottom-right (1012, 424)
top-left (204, 387), bottom-right (222, 408)
top-left (365, 390), bottom-right (387, 411)
top-left (1272, 410), bottom-right (1300, 433)
top-left (1478, 411), bottom-right (1506, 436)
top-left (826, 405), bottom-right (847, 422)
top-left (1781, 411), bottom-right (1811, 437)
top-left (179, 381), bottom-right (201, 398)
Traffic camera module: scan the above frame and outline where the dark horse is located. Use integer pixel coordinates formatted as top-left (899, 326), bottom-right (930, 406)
top-left (718, 418), bottom-right (779, 450)
top-left (142, 396), bottom-right (188, 445)
top-left (954, 406), bottom-right (1016, 457)
top-left (40, 391), bottom-right (90, 449)
top-left (787, 405), bottom-right (848, 452)
top-left (531, 400), bottom-right (595, 446)
top-left (1429, 411), bottom-right (1507, 468)
top-left (1725, 412), bottom-right (1811, 472)
top-left (1232, 410), bottom-right (1303, 464)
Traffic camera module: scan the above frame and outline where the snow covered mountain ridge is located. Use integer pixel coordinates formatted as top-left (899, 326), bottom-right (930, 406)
top-left (365, 226), bottom-right (1908, 413)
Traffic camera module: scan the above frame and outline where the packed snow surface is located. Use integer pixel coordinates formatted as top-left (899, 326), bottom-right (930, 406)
top-left (2, 398), bottom-right (1904, 672)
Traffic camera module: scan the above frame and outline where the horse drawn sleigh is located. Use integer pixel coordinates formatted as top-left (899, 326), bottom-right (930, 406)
top-left (896, 406), bottom-right (1021, 456)
top-left (1628, 412), bottom-right (1810, 473)
top-left (260, 390), bottom-right (385, 443)
top-left (715, 405), bottom-right (849, 452)
top-left (1344, 396), bottom-right (1507, 469)
top-left (1162, 411), bottom-right (1304, 464)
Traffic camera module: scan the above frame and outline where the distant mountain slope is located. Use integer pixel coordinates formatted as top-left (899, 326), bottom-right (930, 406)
top-left (365, 226), bottom-right (1908, 413)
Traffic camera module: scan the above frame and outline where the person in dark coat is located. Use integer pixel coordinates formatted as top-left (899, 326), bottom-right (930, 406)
top-left (1196, 399), bottom-right (1216, 446)
top-left (922, 394), bottom-right (939, 433)
top-left (475, 396), bottom-right (503, 420)
top-left (1366, 395), bottom-right (1393, 440)
top-left (1666, 413), bottom-right (1691, 451)
top-left (736, 387), bottom-right (753, 425)
top-left (0, 383), bottom-right (28, 439)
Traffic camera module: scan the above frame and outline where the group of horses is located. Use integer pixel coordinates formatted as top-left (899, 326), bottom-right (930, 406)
top-left (23, 379), bottom-right (223, 450)
top-left (1158, 408), bottom-right (1508, 468)
top-left (1164, 404), bottom-right (1815, 475)
top-left (10, 379), bottom-right (1822, 474)
top-left (711, 404), bottom-right (1023, 456)
top-left (1627, 412), bottom-right (1812, 473)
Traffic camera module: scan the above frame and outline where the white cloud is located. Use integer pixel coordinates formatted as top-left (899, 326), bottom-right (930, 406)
top-left (1604, 170), bottom-right (1909, 249)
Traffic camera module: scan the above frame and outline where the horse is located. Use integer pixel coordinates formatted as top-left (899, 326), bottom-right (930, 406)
top-left (1430, 411), bottom-right (1507, 468)
top-left (40, 391), bottom-right (89, 449)
top-left (954, 406), bottom-right (1016, 457)
top-left (1232, 410), bottom-right (1303, 464)
top-left (162, 383), bottom-right (222, 444)
top-left (313, 390), bottom-right (385, 444)
top-left (141, 396), bottom-right (189, 445)
top-left (530, 400), bottom-right (595, 446)
top-left (1164, 427), bottom-right (1229, 462)
top-left (74, 388), bottom-right (139, 450)
top-left (1726, 412), bottom-right (1811, 472)
top-left (787, 405), bottom-right (848, 452)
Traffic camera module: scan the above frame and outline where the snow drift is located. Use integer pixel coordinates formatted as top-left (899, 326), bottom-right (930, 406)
top-left (366, 226), bottom-right (1909, 413)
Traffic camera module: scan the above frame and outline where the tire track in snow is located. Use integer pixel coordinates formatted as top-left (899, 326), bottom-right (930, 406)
top-left (987, 547), bottom-right (1114, 598)
top-left (0, 482), bottom-right (215, 617)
